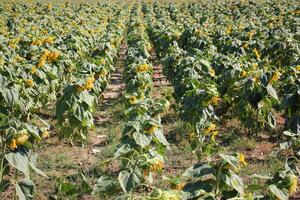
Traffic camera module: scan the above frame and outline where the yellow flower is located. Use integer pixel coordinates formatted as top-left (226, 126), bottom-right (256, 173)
top-left (147, 125), bottom-right (158, 135)
top-left (248, 30), bottom-right (255, 39)
top-left (252, 63), bottom-right (258, 70)
top-left (269, 71), bottom-right (280, 84)
top-left (136, 64), bottom-right (149, 73)
top-left (143, 169), bottom-right (149, 177)
top-left (84, 77), bottom-right (95, 91)
top-left (238, 153), bottom-right (247, 166)
top-left (204, 123), bottom-right (216, 135)
top-left (171, 182), bottom-right (185, 190)
top-left (211, 130), bottom-right (218, 141)
top-left (225, 25), bottom-right (232, 35)
top-left (240, 70), bottom-right (247, 77)
top-left (30, 67), bottom-right (37, 74)
top-left (43, 36), bottom-right (55, 44)
top-left (242, 43), bottom-right (249, 49)
top-left (76, 85), bottom-right (85, 93)
top-left (238, 23), bottom-right (245, 30)
top-left (209, 96), bottom-right (221, 105)
top-left (41, 130), bottom-right (49, 139)
top-left (31, 40), bottom-right (43, 46)
top-left (37, 50), bottom-right (50, 68)
top-left (209, 68), bottom-right (215, 76)
top-left (295, 65), bottom-right (300, 71)
top-left (253, 48), bottom-right (260, 60)
top-left (47, 51), bottom-right (60, 62)
top-left (288, 174), bottom-right (298, 195)
top-left (150, 160), bottom-right (164, 172)
top-left (25, 79), bottom-right (34, 87)
top-left (129, 96), bottom-right (138, 105)
top-left (99, 58), bottom-right (106, 65)
top-left (100, 68), bottom-right (108, 77)
top-left (7, 139), bottom-right (17, 150)
top-left (8, 38), bottom-right (21, 48)
top-left (16, 131), bottom-right (29, 145)
top-left (41, 29), bottom-right (48, 35)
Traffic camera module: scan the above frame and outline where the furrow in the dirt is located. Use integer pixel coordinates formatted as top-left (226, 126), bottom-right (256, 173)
top-left (94, 41), bottom-right (127, 125)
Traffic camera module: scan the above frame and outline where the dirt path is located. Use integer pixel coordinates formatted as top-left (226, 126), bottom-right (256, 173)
top-left (94, 41), bottom-right (127, 126)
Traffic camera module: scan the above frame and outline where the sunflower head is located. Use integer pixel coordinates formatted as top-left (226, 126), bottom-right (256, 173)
top-left (253, 48), bottom-right (260, 60)
top-left (238, 153), bottom-right (247, 166)
top-left (129, 96), bottom-right (138, 105)
top-left (7, 139), bottom-right (17, 150)
top-left (15, 130), bottom-right (29, 145)
top-left (30, 67), bottom-right (37, 74)
top-left (25, 79), bottom-right (34, 87)
top-left (150, 160), bottom-right (164, 172)
top-left (76, 85), bottom-right (85, 93)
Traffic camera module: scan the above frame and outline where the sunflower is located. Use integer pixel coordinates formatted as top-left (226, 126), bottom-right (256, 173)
top-left (31, 40), bottom-right (43, 46)
top-left (84, 77), bottom-right (95, 91)
top-left (225, 25), bottom-right (232, 35)
top-left (7, 139), bottom-right (17, 150)
top-left (76, 85), bottom-right (85, 93)
top-left (136, 64), bottom-right (149, 73)
top-left (210, 96), bottom-right (221, 105)
top-left (240, 70), bottom-right (247, 77)
top-left (16, 130), bottom-right (29, 145)
top-left (203, 123), bottom-right (216, 135)
top-left (25, 79), bottom-right (34, 87)
top-left (209, 68), bottom-right (215, 76)
top-left (253, 48), bottom-right (260, 60)
top-left (288, 174), bottom-right (298, 195)
top-left (37, 50), bottom-right (50, 68)
top-left (43, 36), bottom-right (55, 44)
top-left (242, 43), bottom-right (249, 49)
top-left (99, 58), bottom-right (106, 65)
top-left (47, 51), bottom-right (60, 62)
top-left (150, 160), bottom-right (164, 172)
top-left (252, 63), bottom-right (258, 70)
top-left (41, 130), bottom-right (50, 139)
top-left (238, 153), bottom-right (247, 166)
top-left (146, 125), bottom-right (158, 135)
top-left (129, 96), bottom-right (138, 105)
top-left (30, 66), bottom-right (37, 74)
top-left (269, 71), bottom-right (280, 84)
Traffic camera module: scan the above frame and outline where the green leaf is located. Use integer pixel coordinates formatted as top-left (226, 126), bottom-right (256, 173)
top-left (133, 132), bottom-right (152, 148)
top-left (16, 183), bottom-right (26, 200)
top-left (114, 144), bottom-right (132, 159)
top-left (266, 85), bottom-right (279, 102)
top-left (92, 175), bottom-right (118, 195)
top-left (222, 172), bottom-right (244, 195)
top-left (5, 152), bottom-right (30, 176)
top-left (1, 87), bottom-right (19, 106)
top-left (154, 129), bottom-right (169, 146)
top-left (18, 179), bottom-right (34, 200)
top-left (118, 170), bottom-right (140, 193)
top-left (183, 163), bottom-right (214, 178)
top-left (268, 112), bottom-right (276, 128)
top-left (269, 184), bottom-right (288, 200)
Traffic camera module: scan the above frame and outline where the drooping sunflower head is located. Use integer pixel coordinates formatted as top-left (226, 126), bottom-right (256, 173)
top-left (237, 153), bottom-right (247, 166)
top-left (25, 79), bottom-right (34, 87)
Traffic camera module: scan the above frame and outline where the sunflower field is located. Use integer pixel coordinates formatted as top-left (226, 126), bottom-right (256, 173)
top-left (0, 0), bottom-right (299, 200)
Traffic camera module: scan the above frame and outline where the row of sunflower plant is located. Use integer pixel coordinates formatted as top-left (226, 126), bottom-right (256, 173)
top-left (144, 2), bottom-right (299, 200)
top-left (92, 5), bottom-right (171, 199)
top-left (0, 2), bottom-right (116, 199)
top-left (55, 7), bottom-right (128, 144)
